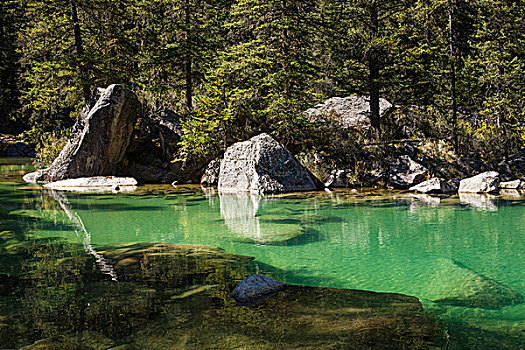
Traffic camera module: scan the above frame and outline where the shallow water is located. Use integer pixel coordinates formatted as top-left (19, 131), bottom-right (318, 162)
top-left (1, 159), bottom-right (524, 349)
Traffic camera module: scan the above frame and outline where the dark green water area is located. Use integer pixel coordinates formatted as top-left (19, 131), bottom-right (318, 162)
top-left (0, 159), bottom-right (524, 349)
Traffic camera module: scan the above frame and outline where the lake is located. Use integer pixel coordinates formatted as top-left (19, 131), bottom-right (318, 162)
top-left (1, 158), bottom-right (523, 349)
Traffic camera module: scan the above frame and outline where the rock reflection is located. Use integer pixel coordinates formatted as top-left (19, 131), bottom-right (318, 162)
top-left (499, 189), bottom-right (525, 198)
top-left (408, 194), bottom-right (441, 210)
top-left (459, 193), bottom-right (497, 211)
top-left (219, 193), bottom-right (322, 245)
top-left (46, 189), bottom-right (118, 280)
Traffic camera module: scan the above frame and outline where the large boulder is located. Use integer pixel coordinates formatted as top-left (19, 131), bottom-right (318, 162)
top-left (23, 84), bottom-right (140, 183)
top-left (409, 177), bottom-right (457, 194)
top-left (218, 133), bottom-right (319, 194)
top-left (304, 96), bottom-right (393, 129)
top-left (458, 171), bottom-right (499, 193)
top-left (388, 155), bottom-right (428, 189)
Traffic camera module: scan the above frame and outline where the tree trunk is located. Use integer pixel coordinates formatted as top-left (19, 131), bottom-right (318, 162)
top-left (70, 1), bottom-right (90, 103)
top-left (184, 0), bottom-right (193, 113)
top-left (369, 2), bottom-right (380, 137)
top-left (448, 0), bottom-right (458, 153)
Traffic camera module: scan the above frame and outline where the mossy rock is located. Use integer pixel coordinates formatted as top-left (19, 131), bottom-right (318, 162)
top-left (133, 285), bottom-right (443, 349)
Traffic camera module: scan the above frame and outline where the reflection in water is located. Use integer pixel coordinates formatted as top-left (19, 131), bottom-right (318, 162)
top-left (407, 193), bottom-right (441, 210)
top-left (46, 189), bottom-right (118, 281)
top-left (220, 192), bottom-right (262, 242)
top-left (219, 193), bottom-right (324, 245)
top-left (459, 193), bottom-right (497, 211)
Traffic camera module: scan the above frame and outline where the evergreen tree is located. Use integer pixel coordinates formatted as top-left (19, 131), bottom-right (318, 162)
top-left (0, 0), bottom-right (24, 130)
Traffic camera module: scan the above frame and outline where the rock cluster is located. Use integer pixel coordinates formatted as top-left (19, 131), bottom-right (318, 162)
top-left (201, 158), bottom-right (221, 186)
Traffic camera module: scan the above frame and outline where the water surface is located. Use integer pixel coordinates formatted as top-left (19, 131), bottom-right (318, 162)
top-left (1, 159), bottom-right (524, 349)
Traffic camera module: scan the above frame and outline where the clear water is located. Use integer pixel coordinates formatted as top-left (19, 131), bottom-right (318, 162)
top-left (1, 159), bottom-right (524, 348)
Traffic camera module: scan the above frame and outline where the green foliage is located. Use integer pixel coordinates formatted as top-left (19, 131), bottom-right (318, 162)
top-left (34, 129), bottom-right (71, 167)
top-left (0, 0), bottom-right (523, 164)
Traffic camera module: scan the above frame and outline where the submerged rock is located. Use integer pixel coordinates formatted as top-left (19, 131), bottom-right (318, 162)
top-left (388, 155), bottom-right (428, 189)
top-left (304, 96), bottom-right (393, 129)
top-left (427, 258), bottom-right (522, 309)
top-left (232, 275), bottom-right (286, 306)
top-left (409, 177), bottom-right (457, 194)
top-left (23, 84), bottom-right (140, 183)
top-left (458, 171), bottom-right (499, 193)
top-left (218, 133), bottom-right (318, 194)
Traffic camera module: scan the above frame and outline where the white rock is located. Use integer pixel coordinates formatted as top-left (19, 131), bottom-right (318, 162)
top-left (458, 171), bottom-right (499, 193)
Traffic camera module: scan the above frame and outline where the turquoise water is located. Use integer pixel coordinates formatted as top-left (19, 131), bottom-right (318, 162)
top-left (1, 159), bottom-right (524, 348)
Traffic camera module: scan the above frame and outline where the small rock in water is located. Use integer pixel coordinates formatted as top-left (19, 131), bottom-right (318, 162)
top-left (232, 275), bottom-right (286, 306)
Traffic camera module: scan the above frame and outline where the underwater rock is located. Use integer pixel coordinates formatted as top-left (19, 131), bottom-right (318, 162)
top-left (23, 84), bottom-right (140, 183)
top-left (99, 242), bottom-right (254, 288)
top-left (427, 258), bottom-right (523, 309)
top-left (218, 133), bottom-right (318, 194)
top-left (408, 193), bottom-right (441, 207)
top-left (458, 171), bottom-right (500, 193)
top-left (409, 177), bottom-right (457, 194)
top-left (232, 275), bottom-right (286, 306)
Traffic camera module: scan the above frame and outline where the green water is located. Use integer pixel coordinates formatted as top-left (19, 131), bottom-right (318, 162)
top-left (1, 159), bottom-right (524, 348)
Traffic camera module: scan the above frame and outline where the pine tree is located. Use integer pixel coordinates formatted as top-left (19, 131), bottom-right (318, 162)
top-left (0, 0), bottom-right (24, 130)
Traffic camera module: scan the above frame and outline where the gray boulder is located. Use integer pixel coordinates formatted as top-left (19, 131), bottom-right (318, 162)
top-left (324, 169), bottom-right (352, 188)
top-left (458, 171), bottom-right (499, 193)
top-left (388, 155), bottom-right (428, 189)
top-left (218, 133), bottom-right (318, 194)
top-left (499, 179), bottom-right (524, 189)
top-left (304, 96), bottom-right (393, 129)
top-left (409, 177), bottom-right (457, 194)
top-left (23, 84), bottom-right (140, 183)
top-left (232, 275), bottom-right (286, 306)
top-left (201, 158), bottom-right (221, 185)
